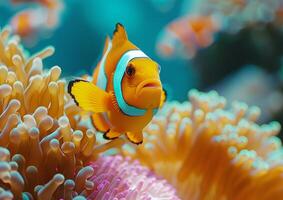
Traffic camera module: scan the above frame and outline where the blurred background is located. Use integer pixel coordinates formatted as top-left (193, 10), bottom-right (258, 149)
top-left (1, 0), bottom-right (283, 135)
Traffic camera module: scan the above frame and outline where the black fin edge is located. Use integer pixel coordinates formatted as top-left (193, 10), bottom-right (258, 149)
top-left (90, 115), bottom-right (110, 134)
top-left (103, 130), bottom-right (119, 140)
top-left (67, 79), bottom-right (88, 106)
top-left (125, 133), bottom-right (143, 145)
top-left (113, 23), bottom-right (124, 35)
top-left (163, 88), bottom-right (167, 102)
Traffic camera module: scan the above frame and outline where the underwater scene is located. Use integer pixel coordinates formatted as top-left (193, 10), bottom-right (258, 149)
top-left (0, 0), bottom-right (283, 199)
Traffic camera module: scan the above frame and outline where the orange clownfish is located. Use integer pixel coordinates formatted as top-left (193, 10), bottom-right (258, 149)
top-left (10, 7), bottom-right (59, 39)
top-left (68, 23), bottom-right (166, 145)
top-left (10, 0), bottom-right (62, 40)
top-left (156, 15), bottom-right (219, 59)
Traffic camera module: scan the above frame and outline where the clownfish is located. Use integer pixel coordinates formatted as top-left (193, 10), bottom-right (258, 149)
top-left (68, 23), bottom-right (166, 145)
top-left (156, 15), bottom-right (219, 59)
top-left (10, 8), bottom-right (48, 38)
top-left (10, 0), bottom-right (62, 40)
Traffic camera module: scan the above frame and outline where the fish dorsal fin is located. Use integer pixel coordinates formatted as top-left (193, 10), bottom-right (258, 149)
top-left (103, 36), bottom-right (111, 54)
top-left (112, 23), bottom-right (128, 46)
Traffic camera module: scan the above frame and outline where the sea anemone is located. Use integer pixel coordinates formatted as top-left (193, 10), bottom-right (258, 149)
top-left (0, 26), bottom-right (124, 199)
top-left (125, 89), bottom-right (283, 200)
top-left (86, 155), bottom-right (180, 200)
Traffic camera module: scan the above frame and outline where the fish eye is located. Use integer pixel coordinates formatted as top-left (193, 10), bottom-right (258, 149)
top-left (126, 64), bottom-right (136, 77)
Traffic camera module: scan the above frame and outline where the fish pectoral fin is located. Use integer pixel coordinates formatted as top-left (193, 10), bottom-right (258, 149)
top-left (160, 89), bottom-right (167, 108)
top-left (68, 79), bottom-right (110, 113)
top-left (103, 130), bottom-right (122, 140)
top-left (126, 132), bottom-right (143, 145)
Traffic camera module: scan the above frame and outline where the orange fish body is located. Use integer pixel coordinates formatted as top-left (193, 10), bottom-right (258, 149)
top-left (69, 24), bottom-right (165, 144)
top-left (10, 11), bottom-right (32, 37)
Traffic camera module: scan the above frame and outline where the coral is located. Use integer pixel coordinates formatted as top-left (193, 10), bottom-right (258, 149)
top-left (125, 89), bottom-right (283, 200)
top-left (0, 26), bottom-right (125, 199)
top-left (86, 155), bottom-right (180, 200)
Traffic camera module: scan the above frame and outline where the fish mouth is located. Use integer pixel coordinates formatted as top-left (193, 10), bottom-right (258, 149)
top-left (136, 79), bottom-right (162, 96)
